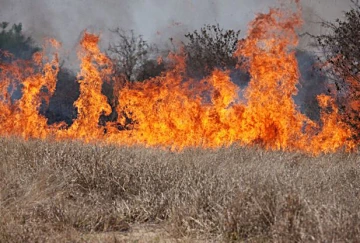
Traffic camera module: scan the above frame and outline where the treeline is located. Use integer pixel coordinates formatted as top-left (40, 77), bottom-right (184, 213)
top-left (0, 2), bottom-right (359, 141)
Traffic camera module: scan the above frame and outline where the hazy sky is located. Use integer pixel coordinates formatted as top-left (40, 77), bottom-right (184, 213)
top-left (0, 0), bottom-right (353, 62)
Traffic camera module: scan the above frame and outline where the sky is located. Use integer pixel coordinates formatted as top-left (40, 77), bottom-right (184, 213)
top-left (0, 0), bottom-right (354, 63)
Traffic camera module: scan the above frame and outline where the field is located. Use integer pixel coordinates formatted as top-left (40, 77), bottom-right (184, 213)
top-left (1, 137), bottom-right (359, 242)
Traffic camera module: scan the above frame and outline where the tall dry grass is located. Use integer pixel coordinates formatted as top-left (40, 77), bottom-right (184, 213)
top-left (0, 137), bottom-right (359, 242)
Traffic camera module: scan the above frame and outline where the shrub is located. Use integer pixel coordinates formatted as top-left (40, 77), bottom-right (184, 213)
top-left (107, 28), bottom-right (165, 82)
top-left (316, 0), bottom-right (360, 142)
top-left (183, 24), bottom-right (243, 78)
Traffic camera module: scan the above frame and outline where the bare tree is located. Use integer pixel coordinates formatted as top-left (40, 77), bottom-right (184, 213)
top-left (104, 29), bottom-right (166, 127)
top-left (108, 28), bottom-right (164, 82)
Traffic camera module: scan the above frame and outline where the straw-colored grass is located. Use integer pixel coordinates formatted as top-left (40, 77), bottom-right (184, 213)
top-left (1, 137), bottom-right (359, 242)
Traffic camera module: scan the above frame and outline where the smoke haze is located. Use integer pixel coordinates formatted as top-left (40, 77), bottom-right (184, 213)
top-left (1, 0), bottom-right (353, 52)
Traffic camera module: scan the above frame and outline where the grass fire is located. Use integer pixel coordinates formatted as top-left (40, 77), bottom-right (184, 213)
top-left (0, 3), bottom-right (358, 155)
top-left (0, 0), bottom-right (359, 242)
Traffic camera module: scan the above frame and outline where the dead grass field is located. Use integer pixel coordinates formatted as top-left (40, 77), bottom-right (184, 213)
top-left (0, 137), bottom-right (359, 242)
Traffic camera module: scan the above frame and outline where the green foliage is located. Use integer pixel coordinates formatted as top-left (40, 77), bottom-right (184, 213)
top-left (184, 24), bottom-right (242, 77)
top-left (0, 22), bottom-right (40, 60)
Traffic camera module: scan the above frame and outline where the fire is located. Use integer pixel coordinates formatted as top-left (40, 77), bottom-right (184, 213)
top-left (57, 33), bottom-right (112, 142)
top-left (308, 95), bottom-right (355, 153)
top-left (0, 4), bottom-right (357, 155)
top-left (113, 66), bottom-right (243, 149)
top-left (234, 7), bottom-right (306, 150)
top-left (0, 39), bottom-right (60, 139)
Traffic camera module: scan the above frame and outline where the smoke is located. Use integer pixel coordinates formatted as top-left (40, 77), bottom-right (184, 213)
top-left (0, 0), bottom-right (353, 54)
top-left (299, 0), bottom-right (353, 49)
top-left (0, 0), bottom-right (133, 64)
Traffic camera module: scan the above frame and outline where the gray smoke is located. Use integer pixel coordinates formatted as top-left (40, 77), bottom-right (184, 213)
top-left (0, 0), bottom-right (353, 54)
top-left (299, 0), bottom-right (353, 49)
top-left (1, 0), bottom-right (133, 64)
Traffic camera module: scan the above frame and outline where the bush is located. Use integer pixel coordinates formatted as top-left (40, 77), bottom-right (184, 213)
top-left (183, 24), bottom-right (243, 78)
top-left (316, 0), bottom-right (360, 142)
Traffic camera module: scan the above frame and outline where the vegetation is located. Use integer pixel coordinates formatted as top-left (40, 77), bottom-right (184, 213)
top-left (1, 5), bottom-right (360, 241)
top-left (0, 22), bottom-right (39, 60)
top-left (0, 137), bottom-right (359, 242)
top-left (316, 0), bottom-right (360, 142)
top-left (107, 28), bottom-right (165, 82)
top-left (107, 24), bottom-right (243, 82)
top-left (0, 22), bottom-right (79, 126)
top-left (183, 24), bottom-right (242, 78)
top-left (104, 29), bottom-right (167, 125)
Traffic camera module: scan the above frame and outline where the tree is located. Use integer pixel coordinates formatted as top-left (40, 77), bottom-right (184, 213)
top-left (315, 0), bottom-right (360, 142)
top-left (107, 28), bottom-right (165, 82)
top-left (0, 22), bottom-right (40, 60)
top-left (183, 24), bottom-right (242, 78)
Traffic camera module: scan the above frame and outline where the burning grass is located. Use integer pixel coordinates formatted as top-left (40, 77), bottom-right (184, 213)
top-left (1, 4), bottom-right (359, 241)
top-left (1, 137), bottom-right (359, 242)
top-left (0, 4), bottom-right (358, 155)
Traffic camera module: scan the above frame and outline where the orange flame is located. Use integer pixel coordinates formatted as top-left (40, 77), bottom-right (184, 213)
top-left (57, 33), bottom-right (112, 141)
top-left (234, 7), bottom-right (306, 150)
top-left (0, 39), bottom-right (60, 139)
top-left (0, 5), bottom-right (357, 155)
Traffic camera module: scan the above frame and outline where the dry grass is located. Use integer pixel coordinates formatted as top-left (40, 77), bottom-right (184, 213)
top-left (0, 137), bottom-right (359, 242)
